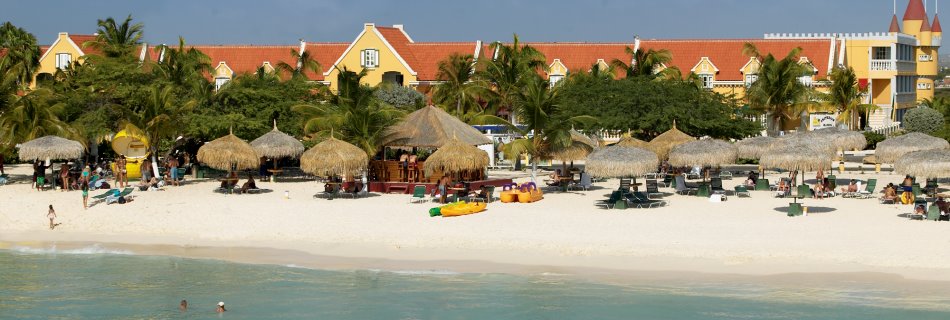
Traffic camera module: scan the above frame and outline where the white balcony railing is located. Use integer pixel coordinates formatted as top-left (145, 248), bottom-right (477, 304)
top-left (869, 60), bottom-right (894, 71)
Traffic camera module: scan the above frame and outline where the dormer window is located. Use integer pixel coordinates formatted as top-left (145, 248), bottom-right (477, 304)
top-left (744, 74), bottom-right (758, 87)
top-left (214, 77), bottom-right (230, 91)
top-left (699, 74), bottom-right (714, 89)
top-left (55, 53), bottom-right (72, 70)
top-left (360, 49), bottom-right (379, 68)
top-left (549, 74), bottom-right (564, 87)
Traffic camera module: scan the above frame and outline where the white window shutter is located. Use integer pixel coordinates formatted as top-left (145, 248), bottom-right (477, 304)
top-left (360, 50), bottom-right (367, 67)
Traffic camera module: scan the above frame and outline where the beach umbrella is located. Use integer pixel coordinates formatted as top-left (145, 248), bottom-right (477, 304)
top-left (875, 132), bottom-right (950, 164)
top-left (17, 135), bottom-right (85, 161)
top-left (614, 133), bottom-right (649, 149)
top-left (668, 140), bottom-right (737, 168)
top-left (806, 127), bottom-right (867, 152)
top-left (549, 130), bottom-right (599, 162)
top-left (381, 105), bottom-right (491, 148)
top-left (196, 131), bottom-right (260, 171)
top-left (300, 135), bottom-right (368, 178)
top-left (648, 121), bottom-right (695, 161)
top-left (585, 146), bottom-right (659, 178)
top-left (423, 137), bottom-right (489, 177)
top-left (760, 141), bottom-right (834, 189)
top-left (251, 121), bottom-right (305, 175)
top-left (894, 149), bottom-right (950, 179)
top-left (735, 136), bottom-right (774, 159)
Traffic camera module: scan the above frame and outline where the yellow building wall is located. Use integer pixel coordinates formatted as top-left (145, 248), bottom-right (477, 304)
top-left (547, 59), bottom-right (567, 76)
top-left (871, 79), bottom-right (891, 104)
top-left (213, 62), bottom-right (234, 79)
top-left (32, 33), bottom-right (86, 87)
top-left (917, 78), bottom-right (935, 100)
top-left (903, 20), bottom-right (923, 38)
top-left (324, 24), bottom-right (417, 91)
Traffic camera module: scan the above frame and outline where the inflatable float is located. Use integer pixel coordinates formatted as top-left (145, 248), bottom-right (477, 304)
top-left (499, 182), bottom-right (543, 203)
top-left (429, 201), bottom-right (487, 217)
top-left (111, 129), bottom-right (149, 179)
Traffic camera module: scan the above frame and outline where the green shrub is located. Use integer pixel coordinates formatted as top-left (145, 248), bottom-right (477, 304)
top-left (903, 107), bottom-right (945, 134)
top-left (374, 84), bottom-right (424, 110)
top-left (863, 131), bottom-right (885, 150)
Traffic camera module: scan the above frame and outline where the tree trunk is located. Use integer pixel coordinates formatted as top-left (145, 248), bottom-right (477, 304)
top-left (531, 160), bottom-right (537, 183)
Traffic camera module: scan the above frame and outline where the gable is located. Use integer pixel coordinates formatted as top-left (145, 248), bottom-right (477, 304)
top-left (213, 62), bottom-right (233, 78)
top-left (548, 59), bottom-right (568, 75)
top-left (740, 57), bottom-right (761, 74)
top-left (691, 57), bottom-right (719, 74)
top-left (324, 24), bottom-right (416, 78)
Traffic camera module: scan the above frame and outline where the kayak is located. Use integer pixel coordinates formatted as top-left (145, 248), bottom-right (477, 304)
top-left (432, 201), bottom-right (487, 217)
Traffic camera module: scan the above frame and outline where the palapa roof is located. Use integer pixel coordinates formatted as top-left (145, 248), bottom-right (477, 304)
top-left (895, 149), bottom-right (950, 179)
top-left (17, 135), bottom-right (85, 161)
top-left (735, 136), bottom-right (775, 159)
top-left (423, 137), bottom-right (489, 176)
top-left (250, 122), bottom-right (305, 159)
top-left (381, 105), bottom-right (490, 148)
top-left (550, 130), bottom-right (599, 162)
top-left (760, 142), bottom-right (833, 172)
top-left (875, 132), bottom-right (950, 164)
top-left (648, 122), bottom-right (695, 161)
top-left (668, 139), bottom-right (737, 167)
top-left (300, 136), bottom-right (368, 177)
top-left (614, 134), bottom-right (649, 149)
top-left (806, 127), bottom-right (867, 152)
top-left (196, 132), bottom-right (260, 171)
top-left (585, 146), bottom-right (659, 178)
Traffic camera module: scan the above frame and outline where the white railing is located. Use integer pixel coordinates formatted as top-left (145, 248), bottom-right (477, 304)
top-left (869, 60), bottom-right (894, 71)
top-left (866, 122), bottom-right (901, 136)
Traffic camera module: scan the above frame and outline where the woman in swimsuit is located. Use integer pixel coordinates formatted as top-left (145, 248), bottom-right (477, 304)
top-left (60, 163), bottom-right (71, 191)
top-left (47, 205), bottom-right (56, 230)
top-left (116, 156), bottom-right (127, 188)
top-left (81, 181), bottom-right (89, 209)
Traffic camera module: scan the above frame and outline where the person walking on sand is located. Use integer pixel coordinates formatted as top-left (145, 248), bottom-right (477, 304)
top-left (81, 181), bottom-right (89, 209)
top-left (47, 205), bottom-right (57, 230)
top-left (116, 156), bottom-right (127, 188)
top-left (216, 301), bottom-right (226, 313)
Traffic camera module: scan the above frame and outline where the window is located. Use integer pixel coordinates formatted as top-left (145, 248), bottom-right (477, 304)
top-left (699, 74), bottom-right (714, 89)
top-left (744, 74), bottom-right (758, 87)
top-left (360, 49), bottom-right (379, 68)
top-left (872, 47), bottom-right (891, 60)
top-left (549, 74), bottom-right (564, 87)
top-left (214, 77), bottom-right (230, 91)
top-left (897, 44), bottom-right (914, 61)
top-left (919, 54), bottom-right (933, 62)
top-left (55, 53), bottom-right (72, 70)
top-left (896, 76), bottom-right (915, 93)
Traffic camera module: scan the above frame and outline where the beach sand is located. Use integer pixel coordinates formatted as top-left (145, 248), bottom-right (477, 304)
top-left (2, 158), bottom-right (949, 284)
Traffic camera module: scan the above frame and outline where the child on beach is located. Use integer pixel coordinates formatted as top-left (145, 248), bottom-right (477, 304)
top-left (47, 205), bottom-right (57, 230)
top-left (81, 181), bottom-right (89, 209)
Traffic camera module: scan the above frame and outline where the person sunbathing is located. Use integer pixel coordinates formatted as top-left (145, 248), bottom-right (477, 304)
top-left (881, 184), bottom-right (898, 203)
top-left (914, 204), bottom-right (926, 216)
top-left (841, 179), bottom-right (857, 194)
top-left (239, 175), bottom-right (257, 194)
top-left (813, 182), bottom-right (825, 199)
top-left (546, 170), bottom-right (562, 187)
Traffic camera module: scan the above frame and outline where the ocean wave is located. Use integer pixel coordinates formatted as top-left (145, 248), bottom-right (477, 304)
top-left (365, 268), bottom-right (460, 276)
top-left (8, 244), bottom-right (133, 255)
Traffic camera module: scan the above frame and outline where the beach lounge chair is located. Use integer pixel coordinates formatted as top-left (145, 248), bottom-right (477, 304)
top-left (734, 185), bottom-right (751, 197)
top-left (470, 185), bottom-right (495, 203)
top-left (596, 191), bottom-right (624, 209)
top-left (619, 178), bottom-right (632, 194)
top-left (569, 173), bottom-right (592, 191)
top-left (106, 188), bottom-right (133, 204)
top-left (91, 188), bottom-right (118, 200)
top-left (857, 179), bottom-right (877, 199)
top-left (755, 178), bottom-right (770, 191)
top-left (409, 185), bottom-right (427, 203)
top-left (718, 171), bottom-right (733, 180)
top-left (927, 204), bottom-right (941, 221)
top-left (674, 175), bottom-right (696, 195)
top-left (826, 174), bottom-right (837, 191)
top-left (626, 192), bottom-right (668, 208)
top-left (912, 183), bottom-right (923, 197)
top-left (658, 175), bottom-right (674, 188)
top-left (710, 178), bottom-right (725, 193)
top-left (645, 180), bottom-right (663, 199)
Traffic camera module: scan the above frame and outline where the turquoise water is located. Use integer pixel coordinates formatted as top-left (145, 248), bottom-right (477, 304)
top-left (2, 247), bottom-right (950, 319)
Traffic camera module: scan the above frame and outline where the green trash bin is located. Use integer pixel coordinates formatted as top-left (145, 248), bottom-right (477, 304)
top-left (755, 178), bottom-right (770, 191)
top-left (696, 183), bottom-right (710, 197)
top-left (787, 203), bottom-right (803, 217)
top-left (196, 167), bottom-right (205, 179)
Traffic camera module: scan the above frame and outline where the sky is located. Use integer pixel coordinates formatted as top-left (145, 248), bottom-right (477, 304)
top-left (2, 0), bottom-right (924, 45)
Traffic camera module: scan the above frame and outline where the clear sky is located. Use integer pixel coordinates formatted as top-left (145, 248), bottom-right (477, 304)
top-left (3, 0), bottom-right (921, 45)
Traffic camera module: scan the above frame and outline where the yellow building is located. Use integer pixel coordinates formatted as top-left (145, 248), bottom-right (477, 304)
top-left (33, 32), bottom-right (98, 84)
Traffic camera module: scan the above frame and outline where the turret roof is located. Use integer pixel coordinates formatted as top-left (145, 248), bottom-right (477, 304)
top-left (904, 0), bottom-right (928, 21)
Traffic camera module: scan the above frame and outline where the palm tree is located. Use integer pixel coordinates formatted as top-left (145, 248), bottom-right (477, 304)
top-left (655, 66), bottom-right (702, 89)
top-left (294, 68), bottom-right (404, 155)
top-left (821, 66), bottom-right (877, 130)
top-left (0, 22), bottom-right (42, 88)
top-left (477, 76), bottom-right (595, 182)
top-left (154, 37), bottom-right (212, 87)
top-left (85, 15), bottom-right (144, 57)
top-left (0, 88), bottom-right (79, 148)
top-left (610, 46), bottom-right (672, 78)
top-left (433, 53), bottom-right (486, 118)
top-left (276, 49), bottom-right (320, 80)
top-left (478, 34), bottom-right (546, 122)
top-left (744, 44), bottom-right (811, 135)
top-left (119, 84), bottom-right (195, 172)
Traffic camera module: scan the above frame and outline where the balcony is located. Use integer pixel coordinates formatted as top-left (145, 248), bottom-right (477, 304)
top-left (869, 60), bottom-right (894, 71)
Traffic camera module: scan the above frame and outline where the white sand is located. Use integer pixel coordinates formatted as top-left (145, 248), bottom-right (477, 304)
top-left (2, 160), bottom-right (949, 281)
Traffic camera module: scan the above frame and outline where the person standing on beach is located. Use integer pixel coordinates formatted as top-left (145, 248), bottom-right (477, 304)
top-left (47, 205), bottom-right (57, 230)
top-left (168, 156), bottom-right (180, 186)
top-left (81, 181), bottom-right (89, 209)
top-left (116, 156), bottom-right (127, 188)
top-left (216, 302), bottom-right (226, 313)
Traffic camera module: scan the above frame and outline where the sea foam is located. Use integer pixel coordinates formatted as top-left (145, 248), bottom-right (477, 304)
top-left (9, 244), bottom-right (133, 255)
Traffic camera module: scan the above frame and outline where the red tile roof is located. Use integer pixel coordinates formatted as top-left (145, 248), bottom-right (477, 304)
top-left (174, 43), bottom-right (347, 81)
top-left (68, 34), bottom-right (101, 55)
top-left (375, 26), bottom-right (479, 81)
top-left (639, 39), bottom-right (833, 81)
top-left (934, 14), bottom-right (944, 32)
top-left (920, 15), bottom-right (932, 32)
top-left (890, 14), bottom-right (902, 33)
top-left (904, 0), bottom-right (927, 21)
top-left (527, 42), bottom-right (630, 77)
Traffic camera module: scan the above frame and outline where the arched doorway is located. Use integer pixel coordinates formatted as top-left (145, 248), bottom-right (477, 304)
top-left (382, 71), bottom-right (404, 86)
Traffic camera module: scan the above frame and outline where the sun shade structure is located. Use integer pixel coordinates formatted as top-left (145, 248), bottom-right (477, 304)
top-left (735, 136), bottom-right (775, 159)
top-left (760, 142), bottom-right (833, 173)
top-left (614, 134), bottom-right (649, 149)
top-left (895, 149), bottom-right (950, 179)
top-left (668, 139), bottom-right (737, 167)
top-left (423, 137), bottom-right (490, 176)
top-left (648, 121), bottom-right (695, 161)
top-left (381, 105), bottom-right (491, 147)
top-left (875, 132), bottom-right (950, 164)
top-left (300, 136), bottom-right (368, 177)
top-left (585, 146), bottom-right (659, 178)
top-left (196, 132), bottom-right (260, 171)
top-left (251, 121), bottom-right (305, 159)
top-left (17, 135), bottom-right (85, 161)
top-left (550, 130), bottom-right (599, 162)
top-left (806, 127), bottom-right (867, 152)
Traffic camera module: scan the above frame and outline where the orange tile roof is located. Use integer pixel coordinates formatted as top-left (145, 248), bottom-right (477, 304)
top-left (903, 0), bottom-right (927, 21)
top-left (376, 26), bottom-right (479, 81)
top-left (182, 43), bottom-right (347, 80)
top-left (934, 14), bottom-right (944, 32)
top-left (68, 34), bottom-right (101, 55)
top-left (527, 42), bottom-right (631, 77)
top-left (639, 39), bottom-right (833, 81)
top-left (890, 14), bottom-right (902, 33)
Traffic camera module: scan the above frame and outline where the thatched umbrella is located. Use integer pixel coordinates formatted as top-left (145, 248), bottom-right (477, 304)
top-left (251, 121), bottom-right (305, 176)
top-left (895, 149), bottom-right (950, 179)
top-left (614, 132), bottom-right (649, 149)
top-left (300, 135), bottom-right (367, 178)
top-left (735, 136), bottom-right (775, 160)
top-left (875, 132), bottom-right (950, 164)
top-left (586, 146), bottom-right (659, 178)
top-left (550, 130), bottom-right (599, 162)
top-left (196, 131), bottom-right (260, 171)
top-left (17, 135), bottom-right (85, 161)
top-left (760, 141), bottom-right (834, 189)
top-left (381, 105), bottom-right (491, 148)
top-left (668, 139), bottom-right (737, 181)
top-left (648, 121), bottom-right (695, 161)
top-left (423, 137), bottom-right (489, 177)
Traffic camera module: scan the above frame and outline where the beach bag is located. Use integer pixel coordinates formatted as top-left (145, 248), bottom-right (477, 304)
top-left (117, 196), bottom-right (127, 204)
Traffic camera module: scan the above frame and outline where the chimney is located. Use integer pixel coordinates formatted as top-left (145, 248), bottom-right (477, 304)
top-left (393, 24), bottom-right (403, 30)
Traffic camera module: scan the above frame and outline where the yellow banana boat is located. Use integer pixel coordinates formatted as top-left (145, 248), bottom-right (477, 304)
top-left (438, 201), bottom-right (487, 217)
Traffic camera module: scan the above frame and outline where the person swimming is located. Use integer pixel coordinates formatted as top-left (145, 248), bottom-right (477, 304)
top-left (179, 299), bottom-right (187, 312)
top-left (216, 301), bottom-right (226, 313)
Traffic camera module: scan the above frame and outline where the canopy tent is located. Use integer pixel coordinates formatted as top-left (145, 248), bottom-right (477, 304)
top-left (585, 146), bottom-right (659, 178)
top-left (423, 137), bottom-right (490, 177)
top-left (196, 132), bottom-right (260, 171)
top-left (300, 136), bottom-right (368, 178)
top-left (380, 105), bottom-right (491, 148)
top-left (17, 135), bottom-right (85, 161)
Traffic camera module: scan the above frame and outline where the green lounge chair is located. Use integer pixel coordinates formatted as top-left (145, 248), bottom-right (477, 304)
top-left (628, 192), bottom-right (667, 208)
top-left (92, 188), bottom-right (119, 200)
top-left (645, 180), bottom-right (663, 199)
top-left (755, 178), bottom-right (770, 191)
top-left (927, 205), bottom-right (941, 221)
top-left (797, 184), bottom-right (813, 199)
top-left (826, 175), bottom-right (837, 191)
top-left (597, 191), bottom-right (623, 209)
top-left (106, 188), bottom-right (133, 204)
top-left (696, 183), bottom-right (710, 197)
top-left (857, 179), bottom-right (877, 199)
top-left (734, 185), bottom-right (750, 197)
